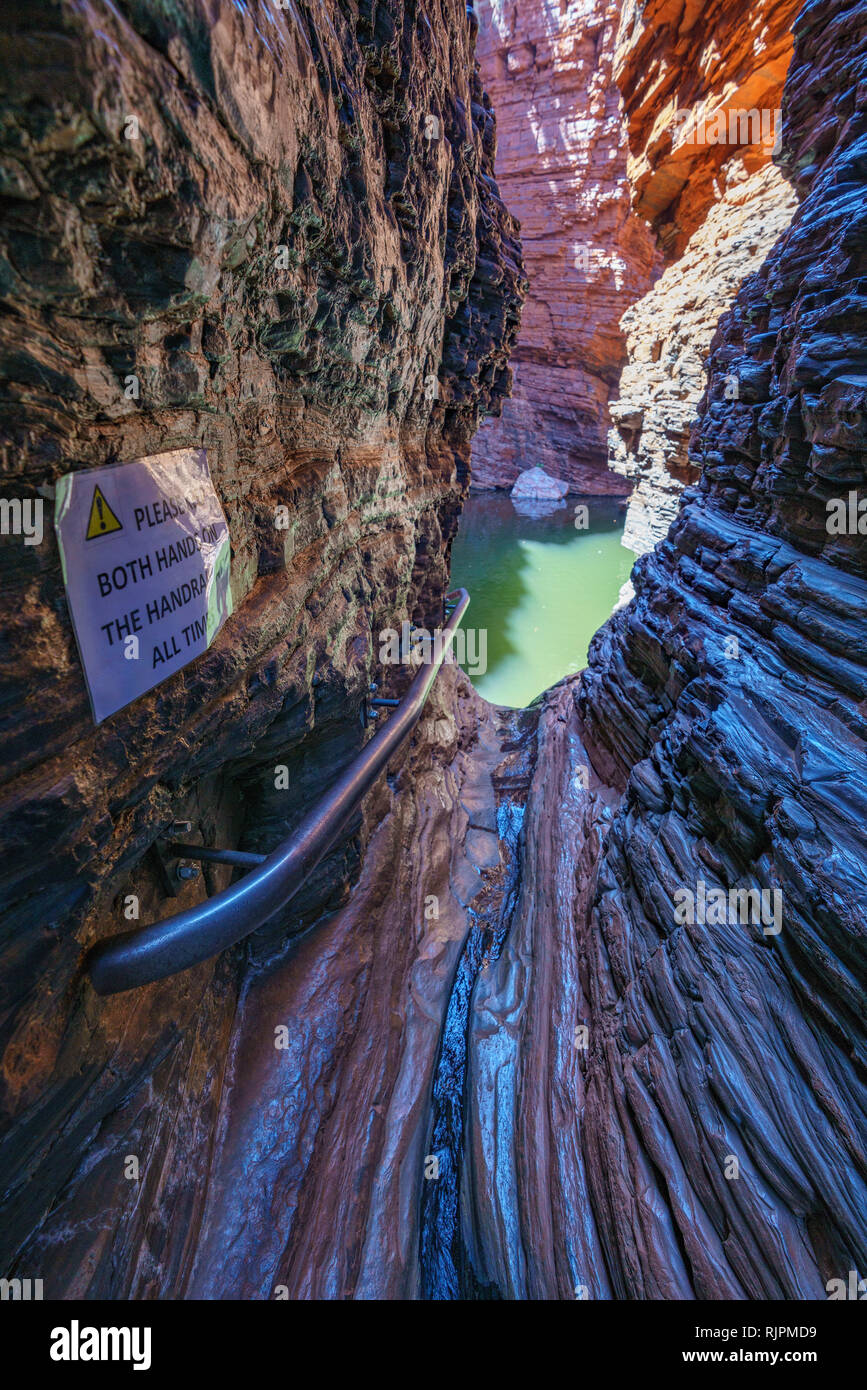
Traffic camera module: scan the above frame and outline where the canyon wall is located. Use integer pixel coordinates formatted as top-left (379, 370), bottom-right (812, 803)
top-left (610, 162), bottom-right (798, 555)
top-left (236, 0), bottom-right (864, 1302)
top-left (2, 0), bottom-right (865, 1305)
top-left (0, 0), bottom-right (522, 1291)
top-left (571, 0), bottom-right (867, 1296)
top-left (609, 0), bottom-right (802, 554)
top-left (472, 0), bottom-right (802, 542)
top-left (408, 0), bottom-right (864, 1301)
top-left (471, 0), bottom-right (657, 491)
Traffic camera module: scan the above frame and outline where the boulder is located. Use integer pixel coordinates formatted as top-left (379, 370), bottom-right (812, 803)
top-left (509, 466), bottom-right (569, 501)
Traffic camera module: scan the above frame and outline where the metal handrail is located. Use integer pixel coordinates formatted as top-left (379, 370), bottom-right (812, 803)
top-left (86, 589), bottom-right (470, 995)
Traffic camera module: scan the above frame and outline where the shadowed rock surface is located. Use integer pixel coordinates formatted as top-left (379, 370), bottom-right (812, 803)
top-left (575, 0), bottom-right (867, 1296)
top-left (611, 162), bottom-right (798, 556)
top-left (0, 0), bottom-right (523, 1290)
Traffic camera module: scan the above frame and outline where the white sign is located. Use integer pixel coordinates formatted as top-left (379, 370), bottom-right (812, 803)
top-left (55, 447), bottom-right (232, 723)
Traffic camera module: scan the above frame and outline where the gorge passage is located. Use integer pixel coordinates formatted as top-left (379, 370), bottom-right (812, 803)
top-left (0, 0), bottom-right (864, 1304)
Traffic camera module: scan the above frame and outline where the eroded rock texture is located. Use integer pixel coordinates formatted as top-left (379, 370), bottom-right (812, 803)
top-left (232, 0), bottom-right (866, 1303)
top-left (15, 665), bottom-right (529, 1299)
top-left (471, 0), bottom-right (657, 490)
top-left (0, 0), bottom-right (523, 1289)
top-left (609, 0), bottom-right (801, 554)
top-left (471, 0), bottom-right (803, 555)
top-left (2, 0), bottom-right (865, 1306)
top-left (427, 0), bottom-right (865, 1300)
top-left (614, 0), bottom-right (799, 255)
top-left (610, 163), bottom-right (797, 556)
top-left (574, 0), bottom-right (867, 1296)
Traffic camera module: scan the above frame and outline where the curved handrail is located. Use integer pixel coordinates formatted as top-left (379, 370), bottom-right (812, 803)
top-left (87, 589), bottom-right (470, 995)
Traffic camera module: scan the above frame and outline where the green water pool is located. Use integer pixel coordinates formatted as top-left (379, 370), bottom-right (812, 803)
top-left (448, 492), bottom-right (635, 709)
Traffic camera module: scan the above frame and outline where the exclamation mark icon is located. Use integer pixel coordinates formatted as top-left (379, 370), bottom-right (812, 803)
top-left (85, 484), bottom-right (123, 540)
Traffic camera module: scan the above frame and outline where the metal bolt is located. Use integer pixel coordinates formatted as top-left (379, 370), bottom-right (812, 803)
top-left (176, 864), bottom-right (199, 882)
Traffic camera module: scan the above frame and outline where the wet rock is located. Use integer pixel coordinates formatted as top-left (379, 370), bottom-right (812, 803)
top-left (573, 0), bottom-right (867, 1298)
top-left (2, 0), bottom-right (866, 1308)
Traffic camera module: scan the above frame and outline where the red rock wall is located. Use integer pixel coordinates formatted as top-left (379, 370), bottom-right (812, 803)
top-left (4, 0), bottom-right (865, 1307)
top-left (425, 0), bottom-right (867, 1302)
top-left (471, 0), bottom-right (658, 490)
top-left (610, 0), bottom-right (802, 555)
top-left (473, 0), bottom-right (801, 516)
top-left (0, 0), bottom-right (523, 1291)
top-left (614, 0), bottom-right (800, 256)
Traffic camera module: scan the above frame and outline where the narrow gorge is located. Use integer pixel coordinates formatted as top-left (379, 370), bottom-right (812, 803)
top-left (0, 0), bottom-right (864, 1322)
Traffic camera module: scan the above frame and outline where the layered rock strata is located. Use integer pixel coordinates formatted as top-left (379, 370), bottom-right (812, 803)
top-left (471, 0), bottom-right (658, 490)
top-left (610, 161), bottom-right (798, 555)
top-left (609, 0), bottom-right (802, 552)
top-left (173, 0), bottom-right (867, 1301)
top-left (2, 0), bottom-right (866, 1305)
top-left (437, 0), bottom-right (866, 1297)
top-left (11, 666), bottom-right (533, 1298)
top-left (614, 0), bottom-right (801, 257)
top-left (0, 0), bottom-right (523, 1284)
top-left (472, 0), bottom-right (803, 549)
top-left (575, 0), bottom-right (867, 1295)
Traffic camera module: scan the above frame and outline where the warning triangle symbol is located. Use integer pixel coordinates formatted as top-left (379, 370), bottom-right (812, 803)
top-left (85, 484), bottom-right (123, 540)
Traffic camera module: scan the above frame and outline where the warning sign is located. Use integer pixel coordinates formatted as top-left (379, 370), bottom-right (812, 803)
top-left (85, 484), bottom-right (123, 540)
top-left (55, 447), bottom-right (233, 724)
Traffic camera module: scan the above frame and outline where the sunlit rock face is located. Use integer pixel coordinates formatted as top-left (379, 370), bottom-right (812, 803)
top-left (614, 0), bottom-right (800, 257)
top-left (472, 0), bottom-right (803, 542)
top-left (610, 0), bottom-right (802, 553)
top-left (0, 0), bottom-right (523, 1292)
top-left (573, 0), bottom-right (867, 1297)
top-left (471, 0), bottom-right (658, 491)
top-left (610, 162), bottom-right (798, 555)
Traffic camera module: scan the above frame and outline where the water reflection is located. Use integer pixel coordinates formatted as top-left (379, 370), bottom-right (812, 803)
top-left (510, 495), bottom-right (567, 519)
top-left (449, 492), bottom-right (634, 708)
